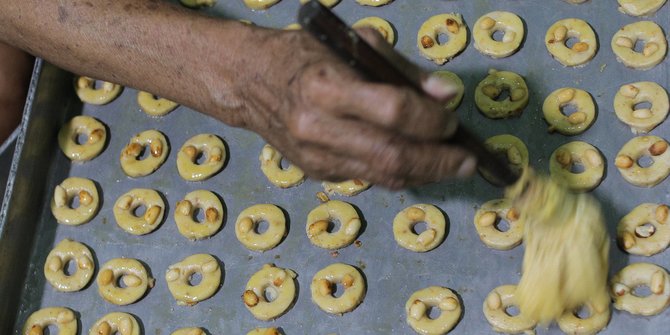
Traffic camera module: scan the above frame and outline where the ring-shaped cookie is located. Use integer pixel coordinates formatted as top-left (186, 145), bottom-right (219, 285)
top-left (74, 76), bottom-right (122, 105)
top-left (306, 200), bottom-right (361, 250)
top-left (617, 203), bottom-right (670, 256)
top-left (137, 91), bottom-right (178, 116)
top-left (611, 21), bottom-right (667, 70)
top-left (550, 141), bottom-right (605, 192)
top-left (610, 262), bottom-right (670, 316)
top-left (50, 177), bottom-right (99, 225)
top-left (474, 69), bottom-right (529, 119)
top-left (545, 18), bottom-right (597, 67)
top-left (432, 71), bottom-right (464, 112)
top-left (284, 23), bottom-right (301, 30)
top-left (172, 328), bottom-right (206, 335)
top-left (311, 263), bottom-right (366, 315)
top-left (120, 130), bottom-right (169, 177)
top-left (166, 254), bottom-right (221, 306)
top-left (543, 87), bottom-right (596, 135)
top-left (89, 312), bottom-right (140, 335)
top-left (393, 204), bottom-right (446, 252)
top-left (614, 82), bottom-right (669, 134)
top-left (557, 299), bottom-right (611, 335)
top-left (247, 328), bottom-right (280, 335)
top-left (614, 135), bottom-right (670, 187)
top-left (356, 0), bottom-right (393, 6)
top-left (417, 13), bottom-right (468, 65)
top-left (473, 11), bottom-right (524, 58)
top-left (58, 116), bottom-right (107, 162)
top-left (352, 17), bottom-right (396, 45)
top-left (97, 258), bottom-right (152, 305)
top-left (259, 144), bottom-right (305, 188)
top-left (618, 0), bottom-right (667, 16)
top-left (480, 134), bottom-right (529, 185)
top-left (244, 0), bottom-right (280, 10)
top-left (483, 285), bottom-right (537, 334)
top-left (44, 239), bottom-right (95, 292)
top-left (243, 264), bottom-right (298, 321)
top-left (406, 286), bottom-right (462, 335)
top-left (22, 307), bottom-right (77, 335)
top-left (300, 0), bottom-right (340, 8)
top-left (322, 179), bottom-right (371, 196)
top-left (114, 189), bottom-right (165, 235)
top-left (473, 199), bottom-right (523, 250)
top-left (177, 133), bottom-right (227, 181)
top-left (175, 190), bottom-right (224, 240)
top-left (235, 204), bottom-right (286, 251)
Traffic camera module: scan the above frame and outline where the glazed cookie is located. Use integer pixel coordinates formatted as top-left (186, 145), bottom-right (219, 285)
top-left (550, 141), bottom-right (605, 192)
top-left (306, 200), bottom-right (362, 250)
top-left (618, 0), bottom-right (667, 16)
top-left (483, 285), bottom-right (537, 334)
top-left (612, 21), bottom-right (667, 70)
top-left (417, 13), bottom-right (468, 65)
top-left (247, 328), bottom-right (280, 335)
top-left (356, 0), bottom-right (393, 6)
top-left (235, 204), bottom-right (287, 251)
top-left (311, 263), bottom-right (365, 314)
top-left (545, 18), bottom-right (597, 67)
top-left (352, 16), bottom-right (396, 45)
top-left (74, 76), bottom-right (122, 105)
top-left (406, 286), bottom-right (462, 335)
top-left (50, 177), bottom-right (99, 225)
top-left (166, 254), bottom-right (221, 306)
top-left (244, 0), bottom-right (280, 10)
top-left (22, 307), bottom-right (77, 335)
top-left (473, 11), bottom-right (524, 58)
top-left (557, 300), bottom-right (611, 335)
top-left (89, 312), bottom-right (140, 335)
top-left (137, 91), bottom-right (178, 116)
top-left (473, 199), bottom-right (523, 250)
top-left (614, 82), bottom-right (669, 134)
top-left (618, 203), bottom-right (670, 256)
top-left (614, 135), bottom-right (670, 187)
top-left (300, 0), bottom-right (340, 7)
top-left (58, 115), bottom-right (107, 162)
top-left (543, 87), bottom-right (596, 135)
top-left (480, 134), bottom-right (529, 185)
top-left (119, 129), bottom-right (169, 177)
top-left (284, 23), bottom-right (301, 30)
top-left (432, 71), bottom-right (464, 112)
top-left (114, 188), bottom-right (165, 235)
top-left (474, 69), bottom-right (529, 119)
top-left (610, 263), bottom-right (670, 316)
top-left (97, 258), bottom-right (153, 305)
top-left (322, 179), bottom-right (371, 196)
top-left (44, 239), bottom-right (95, 292)
top-left (393, 204), bottom-right (446, 252)
top-left (243, 264), bottom-right (298, 320)
top-left (172, 328), bottom-right (206, 335)
top-left (259, 144), bottom-right (305, 188)
top-left (180, 0), bottom-right (215, 8)
top-left (175, 190), bottom-right (224, 240)
top-left (177, 133), bottom-right (227, 181)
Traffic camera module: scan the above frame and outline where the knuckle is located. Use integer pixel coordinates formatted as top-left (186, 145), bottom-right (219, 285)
top-left (286, 113), bottom-right (315, 143)
top-left (374, 137), bottom-right (408, 177)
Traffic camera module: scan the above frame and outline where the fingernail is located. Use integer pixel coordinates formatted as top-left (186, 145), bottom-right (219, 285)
top-left (457, 156), bottom-right (478, 177)
top-left (424, 75), bottom-right (458, 100)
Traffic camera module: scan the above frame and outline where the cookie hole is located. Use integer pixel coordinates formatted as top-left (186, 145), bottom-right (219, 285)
top-left (93, 80), bottom-right (105, 90)
top-left (632, 285), bottom-right (652, 298)
top-left (560, 103), bottom-right (579, 117)
top-left (326, 219), bottom-right (342, 234)
top-left (192, 207), bottom-right (205, 223)
top-left (633, 101), bottom-right (652, 110)
top-left (569, 162), bottom-right (586, 174)
top-left (195, 151), bottom-right (208, 165)
top-left (264, 286), bottom-right (278, 302)
top-left (63, 259), bottom-right (77, 276)
top-left (494, 89), bottom-right (511, 102)
top-left (494, 219), bottom-right (510, 232)
top-left (427, 306), bottom-right (442, 320)
top-left (635, 223), bottom-right (656, 238)
top-left (330, 282), bottom-right (345, 298)
top-left (505, 305), bottom-right (521, 317)
top-left (188, 272), bottom-right (203, 286)
top-left (255, 220), bottom-right (270, 234)
top-left (637, 155), bottom-right (654, 168)
top-left (633, 39), bottom-right (645, 53)
top-left (411, 221), bottom-right (429, 235)
top-left (564, 36), bottom-right (579, 49)
top-left (136, 146), bottom-right (150, 161)
top-left (437, 33), bottom-right (450, 45)
top-left (491, 30), bottom-right (506, 42)
top-left (116, 275), bottom-right (128, 289)
top-left (573, 305), bottom-right (591, 319)
top-left (68, 195), bottom-right (81, 210)
top-left (280, 157), bottom-right (290, 170)
top-left (43, 325), bottom-right (60, 335)
top-left (132, 205), bottom-right (147, 218)
top-left (75, 132), bottom-right (89, 145)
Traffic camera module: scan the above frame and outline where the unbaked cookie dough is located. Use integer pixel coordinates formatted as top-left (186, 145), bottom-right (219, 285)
top-left (300, 0), bottom-right (340, 8)
top-left (322, 179), bottom-right (371, 196)
top-left (475, 69), bottom-right (529, 119)
top-left (432, 71), bottom-right (464, 112)
top-left (58, 115), bottom-right (107, 162)
top-left (259, 144), bottom-right (305, 188)
top-left (393, 204), bottom-right (446, 252)
top-left (50, 177), bottom-right (99, 225)
top-left (614, 135), bottom-right (670, 187)
top-left (311, 263), bottom-right (365, 315)
top-left (166, 254), bottom-right (221, 306)
top-left (417, 13), bottom-right (468, 65)
top-left (137, 91), bottom-right (178, 116)
top-left (473, 199), bottom-right (523, 250)
top-left (611, 21), bottom-right (667, 70)
top-left (172, 328), bottom-right (206, 335)
top-left (306, 200), bottom-right (361, 250)
top-left (483, 285), bottom-right (537, 334)
top-left (406, 286), bottom-right (462, 335)
top-left (44, 239), bottom-right (95, 292)
top-left (243, 263), bottom-right (297, 320)
top-left (177, 133), bottom-right (227, 181)
top-left (120, 129), bottom-right (169, 177)
top-left (352, 16), bottom-right (396, 45)
top-left (617, 203), bottom-right (670, 256)
top-left (113, 188), bottom-right (165, 235)
top-left (545, 18), bottom-right (598, 67)
top-left (74, 76), bottom-right (122, 105)
top-left (89, 312), bottom-right (140, 335)
top-left (244, 0), bottom-right (280, 10)
top-left (543, 87), bottom-right (596, 135)
top-left (618, 0), bottom-right (667, 16)
top-left (480, 134), bottom-right (529, 185)
top-left (614, 82), bottom-right (669, 134)
top-left (473, 11), bottom-right (524, 58)
top-left (22, 307), bottom-right (77, 335)
top-left (247, 328), bottom-right (280, 335)
top-left (610, 262), bottom-right (670, 316)
top-left (97, 258), bottom-right (153, 305)
top-left (557, 299), bottom-right (611, 335)
top-left (235, 204), bottom-right (287, 251)
top-left (284, 23), bottom-right (301, 30)
top-left (175, 190), bottom-right (224, 240)
top-left (356, 0), bottom-right (393, 6)
top-left (550, 141), bottom-right (605, 192)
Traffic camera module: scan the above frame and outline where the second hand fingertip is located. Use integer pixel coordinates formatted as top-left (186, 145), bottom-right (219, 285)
top-left (423, 75), bottom-right (458, 100)
top-left (457, 156), bottom-right (478, 178)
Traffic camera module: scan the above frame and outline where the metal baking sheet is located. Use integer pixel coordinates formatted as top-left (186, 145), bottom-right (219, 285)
top-left (3, 0), bottom-right (670, 334)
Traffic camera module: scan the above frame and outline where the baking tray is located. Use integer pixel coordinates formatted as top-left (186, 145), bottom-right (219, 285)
top-left (2, 0), bottom-right (670, 334)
